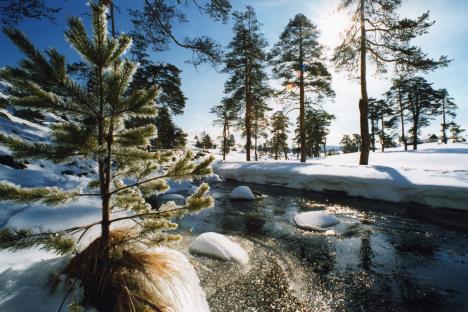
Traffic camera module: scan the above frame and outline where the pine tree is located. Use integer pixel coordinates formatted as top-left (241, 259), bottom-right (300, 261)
top-left (129, 0), bottom-right (231, 66)
top-left (450, 123), bottom-right (466, 143)
top-left (269, 111), bottom-right (289, 160)
top-left (387, 78), bottom-right (410, 150)
top-left (340, 135), bottom-right (355, 153)
top-left (401, 77), bottom-right (440, 149)
top-left (270, 14), bottom-right (334, 163)
top-left (194, 135), bottom-right (203, 148)
top-left (201, 133), bottom-right (215, 150)
top-left (436, 88), bottom-right (457, 144)
top-left (368, 98), bottom-right (381, 152)
top-left (0, 0), bottom-right (61, 26)
top-left (251, 98), bottom-right (270, 161)
top-left (151, 107), bottom-right (187, 149)
top-left (333, 0), bottom-right (449, 165)
top-left (0, 4), bottom-right (214, 311)
top-left (299, 107), bottom-right (334, 158)
top-left (223, 6), bottom-right (269, 161)
top-left (211, 97), bottom-right (239, 160)
top-left (370, 98), bottom-right (397, 152)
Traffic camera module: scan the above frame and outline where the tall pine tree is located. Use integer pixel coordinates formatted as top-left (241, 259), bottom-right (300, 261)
top-left (270, 14), bottom-right (334, 163)
top-left (223, 6), bottom-right (269, 161)
top-left (333, 0), bottom-right (449, 164)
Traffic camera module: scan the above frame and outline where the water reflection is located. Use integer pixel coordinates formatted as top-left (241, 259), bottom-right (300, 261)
top-left (175, 181), bottom-right (468, 312)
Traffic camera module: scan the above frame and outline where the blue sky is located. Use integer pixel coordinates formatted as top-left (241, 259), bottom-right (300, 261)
top-left (1, 0), bottom-right (467, 145)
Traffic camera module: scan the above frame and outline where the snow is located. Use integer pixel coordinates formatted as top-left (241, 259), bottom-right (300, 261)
top-left (189, 232), bottom-right (249, 265)
top-left (214, 142), bottom-right (468, 210)
top-left (0, 248), bottom-right (209, 312)
top-left (230, 185), bottom-right (256, 201)
top-left (157, 193), bottom-right (186, 206)
top-left (0, 108), bottom-right (50, 143)
top-left (165, 179), bottom-right (198, 195)
top-left (203, 173), bottom-right (224, 182)
top-left (0, 256), bottom-right (86, 312)
top-left (293, 211), bottom-right (341, 231)
top-left (0, 109), bottom-right (210, 311)
top-left (146, 247), bottom-right (210, 312)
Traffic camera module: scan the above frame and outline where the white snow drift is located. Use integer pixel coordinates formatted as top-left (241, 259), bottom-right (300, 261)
top-left (230, 185), bottom-right (256, 201)
top-left (293, 211), bottom-right (341, 231)
top-left (214, 143), bottom-right (468, 211)
top-left (189, 232), bottom-right (249, 264)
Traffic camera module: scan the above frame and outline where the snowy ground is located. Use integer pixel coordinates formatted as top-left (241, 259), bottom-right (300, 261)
top-left (214, 143), bottom-right (468, 211)
top-left (0, 108), bottom-right (209, 311)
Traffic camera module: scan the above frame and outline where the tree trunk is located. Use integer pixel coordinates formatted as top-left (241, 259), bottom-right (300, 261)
top-left (254, 133), bottom-right (258, 161)
top-left (222, 119), bottom-right (227, 161)
top-left (97, 64), bottom-right (110, 268)
top-left (298, 23), bottom-right (306, 163)
top-left (413, 115), bottom-right (418, 150)
top-left (242, 20), bottom-right (252, 162)
top-left (397, 85), bottom-right (407, 151)
top-left (359, 0), bottom-right (370, 165)
top-left (370, 119), bottom-right (375, 152)
top-left (381, 112), bottom-right (385, 152)
top-left (442, 98), bottom-right (447, 144)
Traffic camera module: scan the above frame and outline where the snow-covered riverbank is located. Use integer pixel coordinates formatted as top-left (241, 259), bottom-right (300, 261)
top-left (214, 143), bottom-right (468, 211)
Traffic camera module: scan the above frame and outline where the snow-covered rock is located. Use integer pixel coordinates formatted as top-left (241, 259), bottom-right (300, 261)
top-left (203, 174), bottom-right (223, 182)
top-left (230, 185), bottom-right (256, 201)
top-left (189, 232), bottom-right (249, 265)
top-left (157, 193), bottom-right (186, 206)
top-left (293, 211), bottom-right (341, 231)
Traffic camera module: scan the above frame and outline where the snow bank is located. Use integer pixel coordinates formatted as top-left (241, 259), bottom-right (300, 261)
top-left (189, 232), bottom-right (249, 264)
top-left (214, 143), bottom-right (468, 210)
top-left (0, 256), bottom-right (86, 312)
top-left (230, 185), bottom-right (256, 201)
top-left (0, 248), bottom-right (209, 312)
top-left (293, 211), bottom-right (341, 231)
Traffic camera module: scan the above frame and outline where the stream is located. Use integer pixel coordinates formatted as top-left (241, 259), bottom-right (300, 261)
top-left (174, 181), bottom-right (468, 312)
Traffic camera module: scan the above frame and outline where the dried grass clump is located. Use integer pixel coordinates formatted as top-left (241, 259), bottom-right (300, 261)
top-left (64, 229), bottom-right (184, 312)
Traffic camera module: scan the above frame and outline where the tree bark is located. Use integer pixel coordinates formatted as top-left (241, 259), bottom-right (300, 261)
top-left (299, 23), bottom-right (306, 163)
top-left (244, 20), bottom-right (252, 161)
top-left (442, 97), bottom-right (447, 144)
top-left (380, 111), bottom-right (385, 152)
top-left (359, 0), bottom-right (370, 165)
top-left (397, 85), bottom-right (407, 151)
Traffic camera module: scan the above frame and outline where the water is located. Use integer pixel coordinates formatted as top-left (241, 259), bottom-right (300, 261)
top-left (174, 181), bottom-right (468, 312)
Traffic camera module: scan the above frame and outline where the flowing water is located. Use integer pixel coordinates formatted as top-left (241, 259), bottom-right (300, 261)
top-left (174, 181), bottom-right (468, 312)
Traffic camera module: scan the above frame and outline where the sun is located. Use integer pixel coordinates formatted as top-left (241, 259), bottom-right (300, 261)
top-left (309, 0), bottom-right (351, 49)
